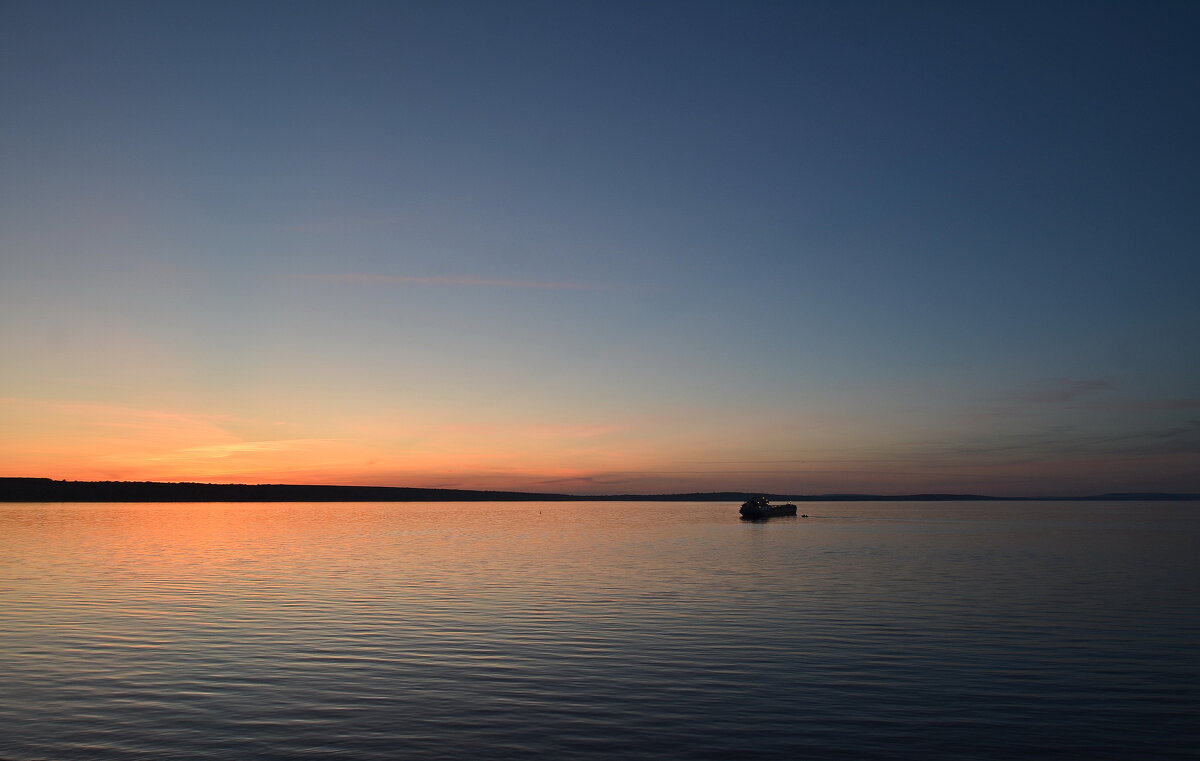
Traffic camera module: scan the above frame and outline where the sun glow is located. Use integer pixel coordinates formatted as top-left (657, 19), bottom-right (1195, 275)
top-left (0, 397), bottom-right (684, 490)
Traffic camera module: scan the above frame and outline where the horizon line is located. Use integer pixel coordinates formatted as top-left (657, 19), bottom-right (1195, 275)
top-left (2, 477), bottom-right (1196, 502)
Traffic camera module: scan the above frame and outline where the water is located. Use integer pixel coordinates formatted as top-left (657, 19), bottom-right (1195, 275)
top-left (1, 500), bottom-right (1196, 760)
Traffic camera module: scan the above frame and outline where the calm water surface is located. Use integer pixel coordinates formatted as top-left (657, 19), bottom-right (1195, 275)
top-left (1, 500), bottom-right (1197, 760)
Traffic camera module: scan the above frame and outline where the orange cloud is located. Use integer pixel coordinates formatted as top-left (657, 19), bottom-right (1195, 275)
top-left (0, 398), bottom-right (363, 482)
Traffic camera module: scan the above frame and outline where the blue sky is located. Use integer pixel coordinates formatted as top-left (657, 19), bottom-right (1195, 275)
top-left (2, 1), bottom-right (1198, 494)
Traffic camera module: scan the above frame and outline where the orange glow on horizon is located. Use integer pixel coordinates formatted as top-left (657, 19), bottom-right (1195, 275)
top-left (4, 396), bottom-right (1196, 497)
top-left (0, 397), bottom-right (681, 491)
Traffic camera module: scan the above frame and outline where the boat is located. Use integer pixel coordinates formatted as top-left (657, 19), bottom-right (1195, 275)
top-left (739, 496), bottom-right (798, 519)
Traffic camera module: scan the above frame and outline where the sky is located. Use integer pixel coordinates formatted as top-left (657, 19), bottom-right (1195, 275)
top-left (2, 0), bottom-right (1198, 496)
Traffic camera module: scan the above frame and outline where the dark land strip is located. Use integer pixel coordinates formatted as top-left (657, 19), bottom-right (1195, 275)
top-left (1, 478), bottom-right (1196, 502)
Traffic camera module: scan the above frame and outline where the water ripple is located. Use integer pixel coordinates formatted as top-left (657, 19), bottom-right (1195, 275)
top-left (1, 500), bottom-right (1197, 760)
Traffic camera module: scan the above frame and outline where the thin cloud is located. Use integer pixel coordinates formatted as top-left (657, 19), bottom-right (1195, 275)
top-left (1071, 397), bottom-right (1200, 412)
top-left (293, 273), bottom-right (619, 291)
top-left (1014, 379), bottom-right (1111, 403)
top-left (1091, 421), bottom-right (1200, 453)
top-left (966, 391), bottom-right (1200, 422)
top-left (168, 439), bottom-right (346, 459)
top-left (924, 420), bottom-right (1200, 463)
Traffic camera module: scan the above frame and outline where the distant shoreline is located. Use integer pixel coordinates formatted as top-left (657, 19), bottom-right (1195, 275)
top-left (1, 477), bottom-right (1196, 503)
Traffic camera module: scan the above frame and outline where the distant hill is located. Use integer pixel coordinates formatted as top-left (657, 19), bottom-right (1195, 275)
top-left (590, 491), bottom-right (1200, 502)
top-left (1, 478), bottom-right (1196, 502)
top-left (0, 478), bottom-right (576, 502)
top-left (595, 492), bottom-right (1000, 501)
top-left (1076, 492), bottom-right (1200, 501)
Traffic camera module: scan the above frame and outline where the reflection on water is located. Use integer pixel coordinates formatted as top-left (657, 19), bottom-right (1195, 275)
top-left (1, 501), bottom-right (1197, 760)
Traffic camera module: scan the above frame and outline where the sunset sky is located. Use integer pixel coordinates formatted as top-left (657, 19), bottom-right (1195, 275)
top-left (2, 1), bottom-right (1198, 496)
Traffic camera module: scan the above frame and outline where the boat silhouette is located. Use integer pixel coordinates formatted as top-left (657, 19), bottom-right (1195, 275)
top-left (739, 496), bottom-right (798, 519)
